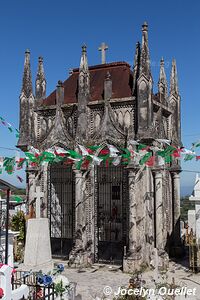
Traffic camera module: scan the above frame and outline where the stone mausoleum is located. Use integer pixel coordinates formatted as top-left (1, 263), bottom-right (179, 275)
top-left (17, 23), bottom-right (181, 271)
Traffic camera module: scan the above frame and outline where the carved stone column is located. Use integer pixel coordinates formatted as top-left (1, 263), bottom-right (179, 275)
top-left (69, 169), bottom-right (89, 267)
top-left (74, 170), bottom-right (85, 249)
top-left (172, 172), bottom-right (181, 246)
top-left (154, 171), bottom-right (163, 250)
top-left (123, 165), bottom-right (143, 272)
top-left (128, 168), bottom-right (138, 255)
top-left (42, 164), bottom-right (48, 218)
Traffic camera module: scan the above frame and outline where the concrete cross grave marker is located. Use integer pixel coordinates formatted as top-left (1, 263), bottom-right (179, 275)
top-left (98, 42), bottom-right (108, 64)
top-left (0, 265), bottom-right (29, 300)
top-left (35, 185), bottom-right (44, 219)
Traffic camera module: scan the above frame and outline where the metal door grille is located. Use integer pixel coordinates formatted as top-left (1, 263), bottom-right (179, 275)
top-left (95, 166), bottom-right (128, 264)
top-left (48, 163), bottom-right (75, 258)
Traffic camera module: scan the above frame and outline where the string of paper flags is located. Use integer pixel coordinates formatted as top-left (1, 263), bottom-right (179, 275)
top-left (0, 116), bottom-right (19, 138)
top-left (0, 116), bottom-right (200, 175)
top-left (0, 139), bottom-right (200, 177)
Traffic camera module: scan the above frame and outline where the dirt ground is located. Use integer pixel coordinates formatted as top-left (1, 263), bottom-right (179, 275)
top-left (58, 260), bottom-right (200, 300)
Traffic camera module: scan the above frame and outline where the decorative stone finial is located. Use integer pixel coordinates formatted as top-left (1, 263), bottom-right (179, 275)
top-left (158, 57), bottom-right (168, 98)
top-left (140, 21), bottom-right (151, 77)
top-left (35, 56), bottom-right (46, 99)
top-left (57, 80), bottom-right (63, 87)
top-left (38, 56), bottom-right (43, 63)
top-left (21, 49), bottom-right (33, 98)
top-left (82, 44), bottom-right (87, 53)
top-left (105, 71), bottom-right (111, 80)
top-left (170, 59), bottom-right (179, 95)
top-left (142, 21), bottom-right (148, 31)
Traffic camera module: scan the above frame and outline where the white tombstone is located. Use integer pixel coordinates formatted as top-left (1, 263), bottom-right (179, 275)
top-left (196, 204), bottom-right (200, 243)
top-left (180, 220), bottom-right (185, 238)
top-left (0, 265), bottom-right (29, 300)
top-left (189, 174), bottom-right (200, 200)
top-left (188, 210), bottom-right (196, 234)
top-left (189, 174), bottom-right (200, 244)
top-left (23, 185), bottom-right (53, 272)
top-left (23, 218), bottom-right (53, 273)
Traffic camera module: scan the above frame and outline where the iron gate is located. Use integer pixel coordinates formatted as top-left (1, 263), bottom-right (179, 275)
top-left (96, 166), bottom-right (128, 264)
top-left (48, 163), bottom-right (75, 258)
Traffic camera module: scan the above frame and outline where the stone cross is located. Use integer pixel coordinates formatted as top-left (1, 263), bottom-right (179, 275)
top-left (98, 42), bottom-right (108, 64)
top-left (35, 186), bottom-right (44, 219)
top-left (0, 265), bottom-right (29, 300)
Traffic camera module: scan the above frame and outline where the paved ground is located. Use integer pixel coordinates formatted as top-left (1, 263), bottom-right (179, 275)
top-left (55, 260), bottom-right (200, 300)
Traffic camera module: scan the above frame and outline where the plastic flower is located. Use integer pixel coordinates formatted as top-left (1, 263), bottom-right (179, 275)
top-left (57, 263), bottom-right (64, 273)
top-left (0, 288), bottom-right (4, 298)
top-left (43, 275), bottom-right (53, 286)
top-left (37, 274), bottom-right (44, 285)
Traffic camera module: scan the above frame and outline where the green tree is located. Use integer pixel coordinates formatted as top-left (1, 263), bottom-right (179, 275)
top-left (10, 211), bottom-right (26, 242)
top-left (180, 195), bottom-right (195, 222)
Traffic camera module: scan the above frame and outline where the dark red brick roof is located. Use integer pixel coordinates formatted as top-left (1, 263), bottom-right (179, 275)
top-left (43, 62), bottom-right (133, 106)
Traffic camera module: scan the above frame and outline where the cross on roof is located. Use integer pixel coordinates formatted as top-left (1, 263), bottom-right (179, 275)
top-left (98, 42), bottom-right (108, 64)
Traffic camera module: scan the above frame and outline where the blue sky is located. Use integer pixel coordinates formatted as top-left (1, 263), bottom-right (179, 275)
top-left (0, 0), bottom-right (199, 194)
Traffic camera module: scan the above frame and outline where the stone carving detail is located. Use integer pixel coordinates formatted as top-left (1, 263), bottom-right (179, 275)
top-left (94, 113), bottom-right (101, 131)
top-left (50, 183), bottom-right (62, 238)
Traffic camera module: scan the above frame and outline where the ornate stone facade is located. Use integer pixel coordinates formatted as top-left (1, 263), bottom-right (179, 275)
top-left (17, 23), bottom-right (181, 271)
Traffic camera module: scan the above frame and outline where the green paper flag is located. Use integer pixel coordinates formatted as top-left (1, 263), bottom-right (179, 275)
top-left (25, 152), bottom-right (38, 162)
top-left (75, 159), bottom-right (83, 170)
top-left (164, 145), bottom-right (176, 155)
top-left (165, 155), bottom-right (172, 164)
top-left (87, 145), bottom-right (101, 151)
top-left (68, 150), bottom-right (82, 159)
top-left (139, 152), bottom-right (152, 165)
top-left (184, 154), bottom-right (195, 161)
top-left (137, 144), bottom-right (148, 151)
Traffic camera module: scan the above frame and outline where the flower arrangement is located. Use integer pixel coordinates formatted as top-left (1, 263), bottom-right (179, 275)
top-left (25, 264), bottom-right (72, 299)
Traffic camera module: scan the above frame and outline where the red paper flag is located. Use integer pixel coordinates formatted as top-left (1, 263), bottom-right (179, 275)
top-left (146, 155), bottom-right (155, 167)
top-left (100, 149), bottom-right (110, 155)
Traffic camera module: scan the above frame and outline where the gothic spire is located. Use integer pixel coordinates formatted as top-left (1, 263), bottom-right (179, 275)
top-left (170, 59), bottom-right (179, 95)
top-left (158, 57), bottom-right (168, 98)
top-left (35, 56), bottom-right (46, 99)
top-left (140, 22), bottom-right (151, 78)
top-left (132, 41), bottom-right (140, 94)
top-left (76, 45), bottom-right (90, 143)
top-left (79, 45), bottom-right (90, 95)
top-left (21, 49), bottom-right (33, 98)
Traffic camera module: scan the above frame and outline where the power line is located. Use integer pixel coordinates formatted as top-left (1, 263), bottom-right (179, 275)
top-left (0, 146), bottom-right (20, 151)
top-left (181, 169), bottom-right (200, 173)
top-left (183, 133), bottom-right (200, 137)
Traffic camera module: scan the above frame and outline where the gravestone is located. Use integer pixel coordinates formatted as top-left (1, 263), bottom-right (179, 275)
top-left (188, 210), bottom-right (196, 234)
top-left (195, 204), bottom-right (200, 243)
top-left (23, 185), bottom-right (53, 272)
top-left (189, 174), bottom-right (200, 244)
top-left (180, 220), bottom-right (186, 238)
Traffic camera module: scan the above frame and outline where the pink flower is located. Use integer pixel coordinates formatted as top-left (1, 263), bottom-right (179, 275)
top-left (0, 288), bottom-right (4, 298)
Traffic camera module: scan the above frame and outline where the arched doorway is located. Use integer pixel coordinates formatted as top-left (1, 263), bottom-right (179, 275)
top-left (48, 162), bottom-right (75, 258)
top-left (95, 165), bottom-right (129, 264)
